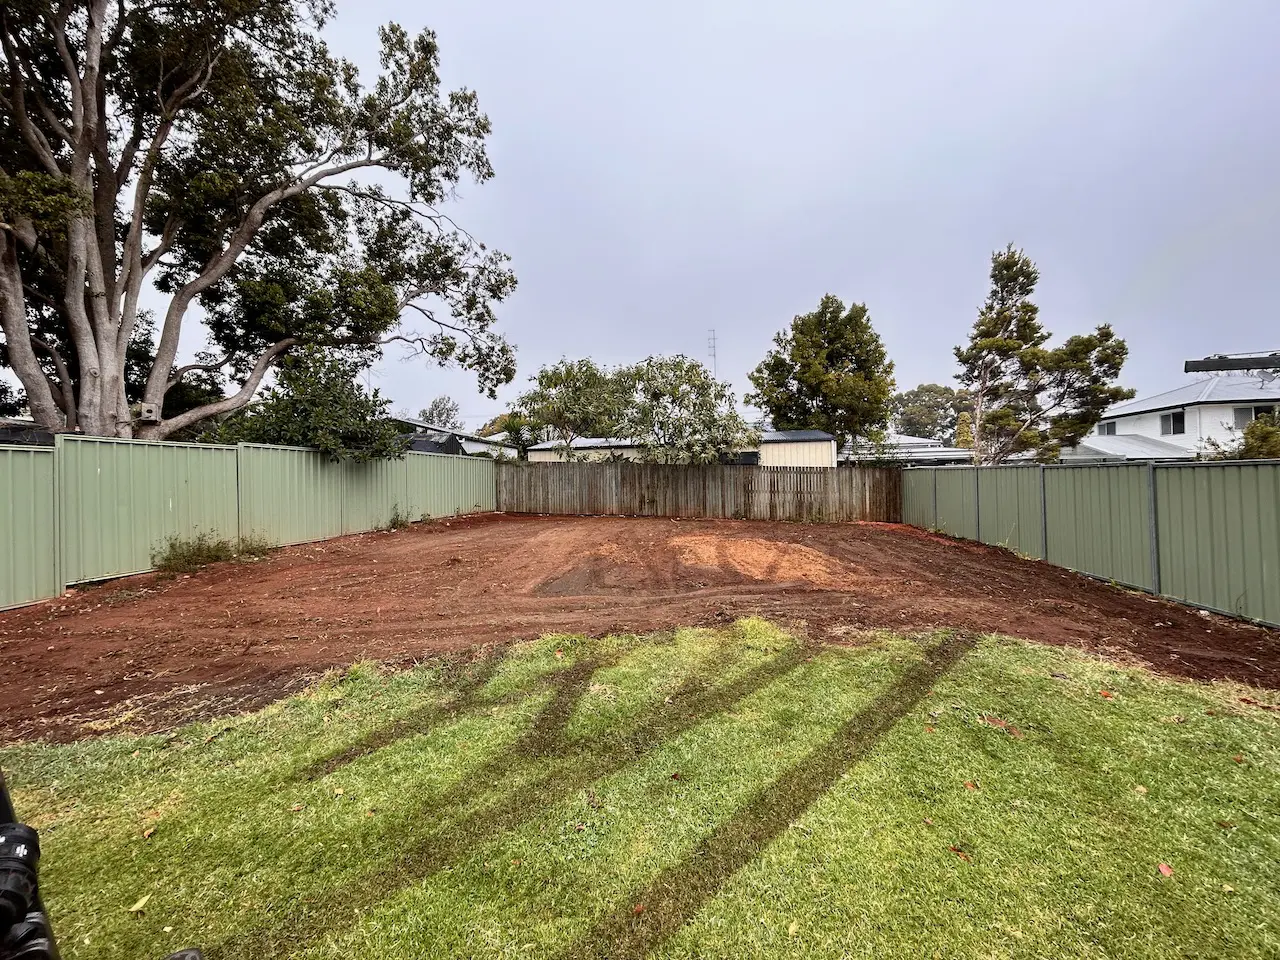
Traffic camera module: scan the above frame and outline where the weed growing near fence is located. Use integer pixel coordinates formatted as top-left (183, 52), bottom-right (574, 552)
top-left (151, 533), bottom-right (274, 574)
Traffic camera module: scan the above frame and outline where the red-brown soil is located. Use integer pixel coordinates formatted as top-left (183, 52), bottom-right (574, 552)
top-left (2, 514), bottom-right (1276, 742)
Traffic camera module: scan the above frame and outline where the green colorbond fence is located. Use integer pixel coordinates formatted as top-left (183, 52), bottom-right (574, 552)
top-left (0, 437), bottom-right (495, 610)
top-left (903, 461), bottom-right (1280, 627)
top-left (57, 436), bottom-right (240, 585)
top-left (0, 446), bottom-right (58, 611)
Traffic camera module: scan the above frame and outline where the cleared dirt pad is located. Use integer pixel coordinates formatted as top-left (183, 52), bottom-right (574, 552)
top-left (2, 514), bottom-right (1277, 741)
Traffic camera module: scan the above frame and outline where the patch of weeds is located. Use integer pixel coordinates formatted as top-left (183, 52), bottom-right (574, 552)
top-left (151, 532), bottom-right (237, 573)
top-left (151, 532), bottom-right (276, 574)
top-left (378, 504), bottom-right (412, 532)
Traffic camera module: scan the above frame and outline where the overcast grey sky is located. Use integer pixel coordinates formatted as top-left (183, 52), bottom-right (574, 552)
top-left (329, 0), bottom-right (1279, 429)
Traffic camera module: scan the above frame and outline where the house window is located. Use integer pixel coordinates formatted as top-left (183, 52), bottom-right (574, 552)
top-left (1234, 405), bottom-right (1277, 429)
top-left (1160, 411), bottom-right (1185, 436)
top-left (1096, 421), bottom-right (1116, 436)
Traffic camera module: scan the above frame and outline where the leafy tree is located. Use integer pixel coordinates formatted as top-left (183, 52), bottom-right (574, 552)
top-left (617, 356), bottom-right (757, 464)
top-left (746, 295), bottom-right (896, 451)
top-left (477, 411), bottom-right (544, 458)
top-left (1205, 414), bottom-right (1280, 461)
top-left (418, 396), bottom-right (464, 430)
top-left (0, 378), bottom-right (24, 418)
top-left (516, 359), bottom-right (629, 456)
top-left (955, 245), bottom-right (1133, 463)
top-left (891, 383), bottom-right (971, 443)
top-left (954, 411), bottom-right (974, 449)
top-left (205, 349), bottom-right (406, 461)
top-left (1, 1), bottom-right (515, 440)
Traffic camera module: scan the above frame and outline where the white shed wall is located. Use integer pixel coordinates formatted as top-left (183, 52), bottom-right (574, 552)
top-left (758, 440), bottom-right (836, 468)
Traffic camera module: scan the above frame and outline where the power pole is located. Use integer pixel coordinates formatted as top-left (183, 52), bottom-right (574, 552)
top-left (707, 329), bottom-right (717, 378)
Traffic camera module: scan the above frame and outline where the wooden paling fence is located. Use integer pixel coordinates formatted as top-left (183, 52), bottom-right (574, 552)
top-left (495, 462), bottom-right (902, 523)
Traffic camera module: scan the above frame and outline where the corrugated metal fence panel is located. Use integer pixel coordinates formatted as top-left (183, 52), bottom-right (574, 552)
top-left (1156, 462), bottom-right (1280, 625)
top-left (977, 467), bottom-right (1045, 559)
top-left (933, 468), bottom-right (978, 539)
top-left (405, 453), bottom-right (496, 519)
top-left (57, 436), bottom-right (239, 584)
top-left (494, 463), bottom-right (900, 521)
top-left (341, 458), bottom-right (410, 534)
top-left (901, 469), bottom-right (936, 529)
top-left (237, 444), bottom-right (346, 546)
top-left (1044, 464), bottom-right (1154, 591)
top-left (0, 447), bottom-right (58, 609)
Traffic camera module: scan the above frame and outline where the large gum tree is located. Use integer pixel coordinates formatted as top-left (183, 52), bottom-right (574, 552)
top-left (0, 0), bottom-right (515, 438)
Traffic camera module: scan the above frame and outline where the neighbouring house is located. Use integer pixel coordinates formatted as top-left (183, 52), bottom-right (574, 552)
top-left (1080, 375), bottom-right (1280, 457)
top-left (526, 430), bottom-right (838, 467)
top-left (0, 418), bottom-right (55, 446)
top-left (840, 433), bottom-right (973, 466)
top-left (394, 418), bottom-right (518, 458)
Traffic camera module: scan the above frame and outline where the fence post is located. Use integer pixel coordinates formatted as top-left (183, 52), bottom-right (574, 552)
top-left (1039, 465), bottom-right (1048, 562)
top-left (973, 467), bottom-right (981, 541)
top-left (931, 469), bottom-right (938, 530)
top-left (1147, 461), bottom-right (1161, 594)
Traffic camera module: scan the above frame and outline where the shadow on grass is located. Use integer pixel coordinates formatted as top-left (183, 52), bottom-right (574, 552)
top-left (302, 654), bottom-right (503, 780)
top-left (557, 632), bottom-right (977, 960)
top-left (214, 637), bottom-right (911, 959)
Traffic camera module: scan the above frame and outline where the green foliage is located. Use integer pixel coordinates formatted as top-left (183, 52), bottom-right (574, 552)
top-left (746, 295), bottom-right (896, 450)
top-left (0, 170), bottom-right (89, 232)
top-left (618, 356), bottom-right (758, 464)
top-left (151, 532), bottom-right (271, 573)
top-left (478, 411), bottom-right (545, 458)
top-left (1, 1), bottom-right (516, 438)
top-left (205, 349), bottom-right (407, 461)
top-left (6, 626), bottom-right (1278, 959)
top-left (954, 245), bottom-right (1134, 463)
top-left (418, 396), bottom-right (464, 430)
top-left (891, 384), bottom-right (972, 443)
top-left (516, 359), bottom-right (630, 455)
top-left (1205, 414), bottom-right (1280, 461)
top-left (954, 411), bottom-right (974, 449)
top-left (0, 378), bottom-right (24, 418)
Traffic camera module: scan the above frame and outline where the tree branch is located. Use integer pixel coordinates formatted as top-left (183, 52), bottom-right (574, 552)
top-left (145, 337), bottom-right (298, 438)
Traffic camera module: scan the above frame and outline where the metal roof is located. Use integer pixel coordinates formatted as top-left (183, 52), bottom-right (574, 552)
top-left (1104, 376), bottom-right (1280, 418)
top-left (530, 430), bottom-right (834, 451)
top-left (759, 429), bottom-right (835, 443)
top-left (395, 418), bottom-right (516, 448)
top-left (528, 437), bottom-right (640, 451)
top-left (1062, 435), bottom-right (1195, 461)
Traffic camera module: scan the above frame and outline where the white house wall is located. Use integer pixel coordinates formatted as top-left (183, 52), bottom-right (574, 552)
top-left (758, 440), bottom-right (837, 468)
top-left (1108, 404), bottom-right (1255, 452)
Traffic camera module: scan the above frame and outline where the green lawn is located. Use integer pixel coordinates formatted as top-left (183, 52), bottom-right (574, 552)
top-left (3, 621), bottom-right (1277, 959)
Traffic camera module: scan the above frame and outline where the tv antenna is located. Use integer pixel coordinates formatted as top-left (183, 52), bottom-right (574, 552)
top-left (708, 329), bottom-right (717, 378)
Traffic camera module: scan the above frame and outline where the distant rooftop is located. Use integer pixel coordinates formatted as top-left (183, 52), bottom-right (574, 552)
top-left (528, 429), bottom-right (833, 452)
top-left (394, 418), bottom-right (516, 447)
top-left (1063, 435), bottom-right (1195, 461)
top-left (1105, 376), bottom-right (1280, 418)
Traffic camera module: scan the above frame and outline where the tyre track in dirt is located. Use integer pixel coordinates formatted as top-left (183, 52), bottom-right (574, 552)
top-left (1, 514), bottom-right (1276, 742)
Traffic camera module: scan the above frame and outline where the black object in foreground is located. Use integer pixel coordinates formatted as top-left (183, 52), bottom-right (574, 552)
top-left (0, 770), bottom-right (202, 960)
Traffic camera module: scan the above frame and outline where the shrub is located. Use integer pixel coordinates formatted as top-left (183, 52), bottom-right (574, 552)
top-left (152, 533), bottom-right (275, 574)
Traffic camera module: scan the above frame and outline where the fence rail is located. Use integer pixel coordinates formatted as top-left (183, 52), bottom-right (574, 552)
top-left (901, 461), bottom-right (1280, 627)
top-left (496, 462), bottom-right (902, 523)
top-left (0, 437), bottom-right (494, 611)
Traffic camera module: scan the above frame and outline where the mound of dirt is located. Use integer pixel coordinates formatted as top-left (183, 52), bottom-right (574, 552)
top-left (1, 514), bottom-right (1276, 742)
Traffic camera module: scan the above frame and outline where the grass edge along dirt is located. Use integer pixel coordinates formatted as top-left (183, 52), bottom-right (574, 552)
top-left (0, 622), bottom-right (1276, 960)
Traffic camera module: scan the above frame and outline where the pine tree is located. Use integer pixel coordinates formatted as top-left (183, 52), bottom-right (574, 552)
top-left (955, 245), bottom-right (1133, 463)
